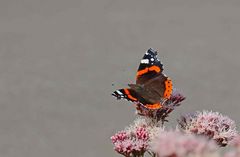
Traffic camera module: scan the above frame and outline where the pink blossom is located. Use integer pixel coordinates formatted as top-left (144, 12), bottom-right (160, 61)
top-left (111, 118), bottom-right (152, 156)
top-left (111, 131), bottom-right (128, 143)
top-left (151, 130), bottom-right (218, 157)
top-left (114, 140), bottom-right (131, 153)
top-left (136, 127), bottom-right (149, 141)
top-left (178, 111), bottom-right (237, 146)
top-left (111, 132), bottom-right (134, 156)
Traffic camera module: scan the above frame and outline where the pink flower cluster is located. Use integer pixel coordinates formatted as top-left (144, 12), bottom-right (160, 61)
top-left (151, 130), bottom-right (218, 157)
top-left (178, 111), bottom-right (237, 146)
top-left (111, 124), bottom-right (150, 156)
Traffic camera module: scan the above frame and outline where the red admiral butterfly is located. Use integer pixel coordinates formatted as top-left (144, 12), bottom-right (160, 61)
top-left (112, 48), bottom-right (173, 109)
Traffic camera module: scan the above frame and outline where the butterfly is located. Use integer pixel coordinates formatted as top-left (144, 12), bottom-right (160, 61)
top-left (112, 48), bottom-right (173, 109)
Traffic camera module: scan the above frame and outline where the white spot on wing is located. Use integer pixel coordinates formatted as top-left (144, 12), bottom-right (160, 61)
top-left (141, 59), bottom-right (149, 64)
top-left (116, 90), bottom-right (122, 95)
top-left (150, 58), bottom-right (154, 61)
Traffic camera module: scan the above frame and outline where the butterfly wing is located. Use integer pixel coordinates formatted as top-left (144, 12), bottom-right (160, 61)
top-left (143, 73), bottom-right (173, 100)
top-left (136, 48), bottom-right (164, 85)
top-left (112, 88), bottom-right (138, 102)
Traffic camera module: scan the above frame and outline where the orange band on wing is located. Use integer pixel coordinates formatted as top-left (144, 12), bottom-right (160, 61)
top-left (124, 89), bottom-right (137, 101)
top-left (137, 68), bottom-right (149, 77)
top-left (145, 103), bottom-right (162, 109)
top-left (137, 66), bottom-right (161, 77)
top-left (163, 78), bottom-right (173, 99)
top-left (148, 65), bottom-right (161, 73)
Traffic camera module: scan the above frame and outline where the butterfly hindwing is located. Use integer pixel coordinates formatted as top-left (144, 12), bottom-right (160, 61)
top-left (144, 73), bottom-right (173, 99)
top-left (136, 48), bottom-right (164, 84)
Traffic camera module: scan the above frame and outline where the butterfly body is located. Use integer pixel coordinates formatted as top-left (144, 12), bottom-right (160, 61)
top-left (112, 48), bottom-right (173, 109)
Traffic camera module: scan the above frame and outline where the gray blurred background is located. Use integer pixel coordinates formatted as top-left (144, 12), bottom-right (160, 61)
top-left (0, 0), bottom-right (240, 156)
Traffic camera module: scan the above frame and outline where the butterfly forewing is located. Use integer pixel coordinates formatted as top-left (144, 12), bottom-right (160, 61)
top-left (136, 48), bottom-right (164, 85)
